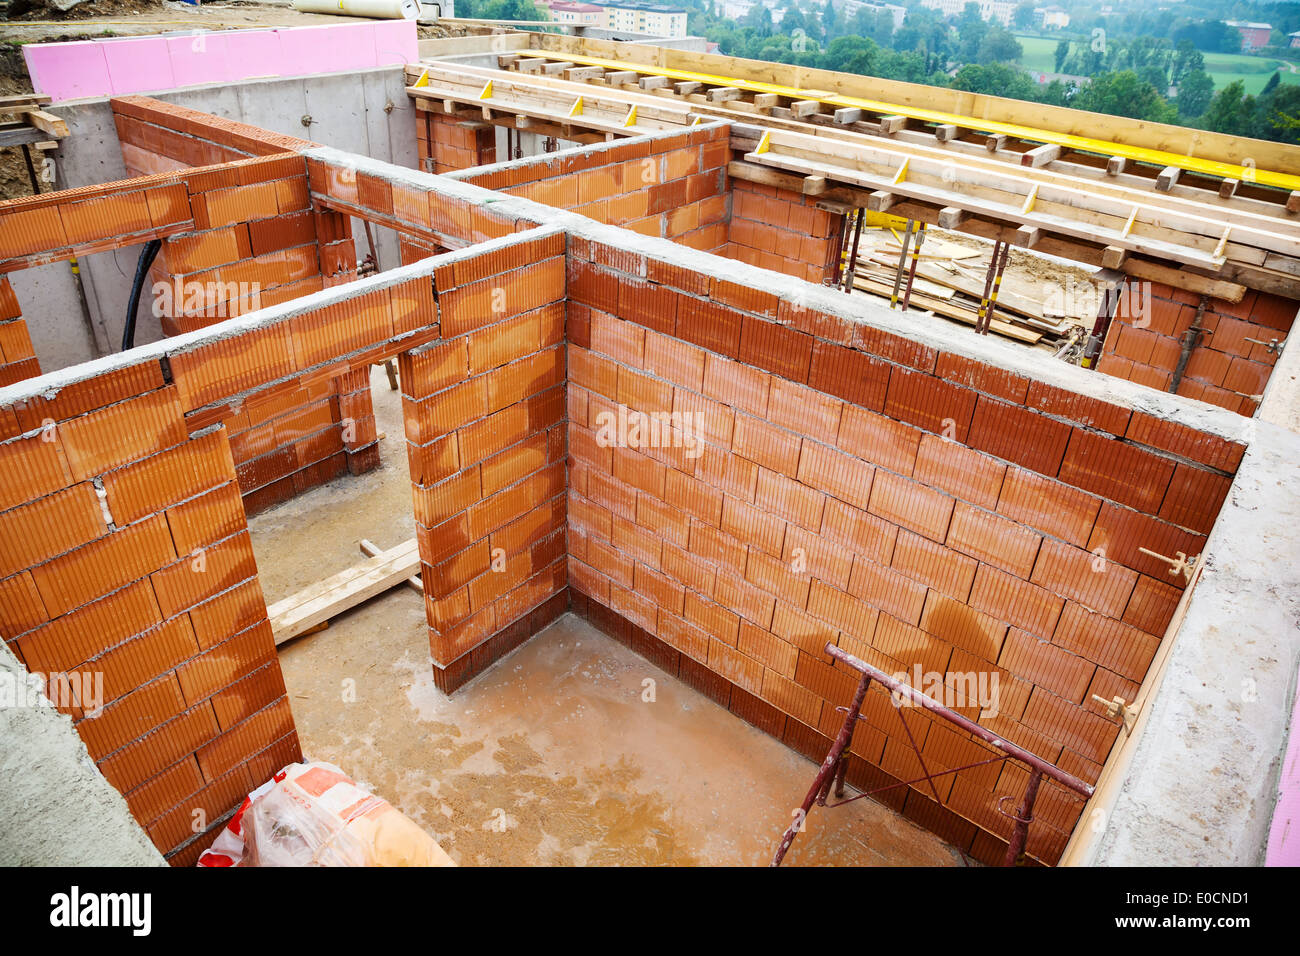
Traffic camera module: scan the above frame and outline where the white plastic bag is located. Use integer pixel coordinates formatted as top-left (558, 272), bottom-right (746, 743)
top-left (198, 761), bottom-right (453, 867)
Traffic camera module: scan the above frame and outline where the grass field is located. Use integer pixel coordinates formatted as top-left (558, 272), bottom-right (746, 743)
top-left (1012, 33), bottom-right (1300, 95)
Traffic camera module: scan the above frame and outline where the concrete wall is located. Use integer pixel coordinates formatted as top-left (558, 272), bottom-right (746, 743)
top-left (0, 643), bottom-right (164, 867)
top-left (28, 66), bottom-right (418, 374)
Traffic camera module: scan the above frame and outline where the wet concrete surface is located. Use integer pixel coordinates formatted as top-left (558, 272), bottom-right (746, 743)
top-left (247, 367), bottom-right (962, 866)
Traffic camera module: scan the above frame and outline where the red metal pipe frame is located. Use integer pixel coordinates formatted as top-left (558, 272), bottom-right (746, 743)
top-left (770, 643), bottom-right (1094, 867)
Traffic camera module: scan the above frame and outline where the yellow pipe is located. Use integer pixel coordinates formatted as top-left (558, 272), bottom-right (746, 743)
top-left (517, 50), bottom-right (1300, 192)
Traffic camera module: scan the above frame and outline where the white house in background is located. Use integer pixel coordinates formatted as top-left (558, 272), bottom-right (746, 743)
top-left (720, 0), bottom-right (754, 19)
top-left (544, 0), bottom-right (605, 25)
top-left (836, 0), bottom-right (907, 30)
top-left (1289, 30), bottom-right (1300, 48)
top-left (919, 0), bottom-right (1015, 27)
top-left (1036, 5), bottom-right (1069, 28)
top-left (603, 2), bottom-right (689, 37)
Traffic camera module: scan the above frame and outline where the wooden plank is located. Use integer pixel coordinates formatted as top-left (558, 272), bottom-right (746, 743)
top-left (879, 115), bottom-right (906, 135)
top-left (1102, 245), bottom-right (1128, 269)
top-left (605, 70), bottom-right (638, 85)
top-left (708, 86), bottom-right (742, 103)
top-left (934, 124), bottom-right (959, 142)
top-left (17, 108), bottom-right (67, 138)
top-left (1106, 156), bottom-right (1128, 177)
top-left (1122, 258), bottom-right (1246, 303)
top-left (1023, 143), bottom-right (1062, 168)
top-left (791, 99), bottom-right (821, 117)
top-left (360, 539), bottom-right (423, 594)
top-left (834, 107), bottom-right (863, 124)
top-left (985, 134), bottom-right (1008, 152)
top-left (1156, 166), bottom-right (1181, 192)
top-left (753, 93), bottom-right (779, 110)
top-left (269, 539), bottom-right (421, 645)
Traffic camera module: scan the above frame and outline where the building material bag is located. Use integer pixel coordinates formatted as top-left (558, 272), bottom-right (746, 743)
top-left (198, 761), bottom-right (454, 867)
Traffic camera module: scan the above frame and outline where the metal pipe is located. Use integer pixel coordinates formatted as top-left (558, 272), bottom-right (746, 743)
top-left (1169, 294), bottom-right (1209, 394)
top-left (890, 219), bottom-right (915, 308)
top-left (899, 221), bottom-right (927, 311)
top-left (1081, 278), bottom-right (1125, 369)
top-left (1003, 768), bottom-right (1044, 866)
top-left (770, 672), bottom-right (873, 866)
top-left (841, 209), bottom-right (864, 294)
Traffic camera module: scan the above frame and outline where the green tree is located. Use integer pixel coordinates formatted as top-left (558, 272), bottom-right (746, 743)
top-left (1262, 70), bottom-right (1282, 96)
top-left (1073, 70), bottom-right (1177, 122)
top-left (1175, 68), bottom-right (1215, 119)
top-left (977, 25), bottom-right (1022, 65)
top-left (1054, 39), bottom-right (1070, 72)
top-left (1202, 81), bottom-right (1256, 137)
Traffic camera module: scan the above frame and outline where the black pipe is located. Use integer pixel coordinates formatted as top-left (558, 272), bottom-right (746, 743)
top-left (122, 239), bottom-right (162, 352)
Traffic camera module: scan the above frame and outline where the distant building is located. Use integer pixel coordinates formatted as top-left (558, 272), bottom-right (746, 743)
top-left (919, 0), bottom-right (1015, 27)
top-left (720, 0), bottom-right (754, 19)
top-left (1224, 20), bottom-right (1272, 52)
top-left (603, 2), bottom-right (689, 36)
top-left (1288, 30), bottom-right (1300, 49)
top-left (544, 1), bottom-right (605, 26)
top-left (836, 0), bottom-right (906, 30)
top-left (1036, 5), bottom-right (1069, 29)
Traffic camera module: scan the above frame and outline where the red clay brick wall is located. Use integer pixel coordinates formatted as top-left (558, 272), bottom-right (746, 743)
top-left (1099, 281), bottom-right (1296, 417)
top-left (722, 179), bottom-right (845, 286)
top-left (398, 233), bottom-right (569, 689)
top-left (457, 125), bottom-right (730, 251)
top-left (564, 240), bottom-right (1243, 864)
top-left (419, 112), bottom-right (497, 174)
top-left (1, 237), bottom-right (444, 862)
top-left (0, 368), bottom-right (300, 865)
top-left (0, 278), bottom-right (39, 387)
top-left (105, 103), bottom-right (373, 511)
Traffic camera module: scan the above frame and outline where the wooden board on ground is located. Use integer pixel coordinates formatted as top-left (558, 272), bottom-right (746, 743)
top-left (270, 538), bottom-right (421, 645)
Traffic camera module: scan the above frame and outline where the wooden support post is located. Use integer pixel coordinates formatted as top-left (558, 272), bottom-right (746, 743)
top-left (985, 133), bottom-right (1008, 152)
top-left (1288, 191), bottom-right (1300, 214)
top-left (1013, 225), bottom-right (1041, 248)
top-left (754, 93), bottom-right (779, 110)
top-left (674, 81), bottom-right (701, 95)
top-left (934, 124), bottom-right (959, 142)
top-left (833, 107), bottom-right (863, 124)
top-left (1220, 178), bottom-right (1240, 198)
top-left (1102, 245), bottom-right (1128, 269)
top-left (878, 115), bottom-right (907, 134)
top-left (541, 61), bottom-right (575, 75)
top-left (565, 66), bottom-right (604, 82)
top-left (1106, 155), bottom-right (1128, 176)
top-left (791, 100), bottom-right (821, 117)
top-left (937, 206), bottom-right (967, 229)
top-left (866, 189), bottom-right (895, 212)
top-left (708, 87), bottom-right (742, 102)
top-left (1022, 143), bottom-right (1062, 167)
top-left (517, 58), bottom-right (544, 74)
top-left (639, 75), bottom-right (670, 90)
top-left (605, 70), bottom-right (638, 85)
top-left (1156, 166), bottom-right (1181, 192)
top-left (802, 175), bottom-right (828, 196)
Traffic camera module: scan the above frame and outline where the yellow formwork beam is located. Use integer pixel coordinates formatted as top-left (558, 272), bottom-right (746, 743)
top-left (514, 51), bottom-right (1300, 192)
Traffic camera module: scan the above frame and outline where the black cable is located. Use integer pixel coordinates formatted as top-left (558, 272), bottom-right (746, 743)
top-left (122, 239), bottom-right (162, 352)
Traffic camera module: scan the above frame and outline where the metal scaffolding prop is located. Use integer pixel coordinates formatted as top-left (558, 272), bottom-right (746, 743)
top-left (770, 644), bottom-right (1095, 867)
